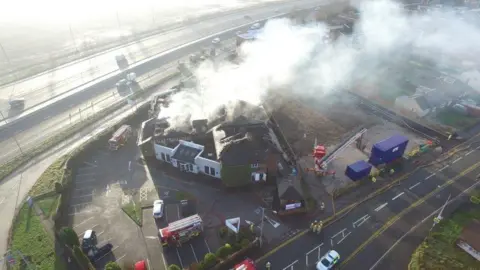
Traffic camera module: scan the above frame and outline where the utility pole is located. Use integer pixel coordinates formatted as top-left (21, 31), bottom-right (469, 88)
top-left (431, 193), bottom-right (451, 231)
top-left (0, 42), bottom-right (11, 68)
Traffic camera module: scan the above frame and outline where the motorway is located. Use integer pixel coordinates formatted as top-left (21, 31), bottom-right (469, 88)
top-left (256, 141), bottom-right (480, 270)
top-left (0, 0), bottom-right (321, 119)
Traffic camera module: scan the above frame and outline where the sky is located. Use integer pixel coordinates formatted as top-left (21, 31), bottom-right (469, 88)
top-left (159, 0), bottom-right (480, 130)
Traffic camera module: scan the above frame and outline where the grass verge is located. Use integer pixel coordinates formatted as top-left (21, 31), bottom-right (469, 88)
top-left (436, 109), bottom-right (479, 129)
top-left (29, 157), bottom-right (69, 196)
top-left (409, 206), bottom-right (480, 270)
top-left (122, 201), bottom-right (143, 227)
top-left (9, 203), bottom-right (62, 270)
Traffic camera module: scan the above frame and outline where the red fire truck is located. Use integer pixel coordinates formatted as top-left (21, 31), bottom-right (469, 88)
top-left (234, 259), bottom-right (256, 270)
top-left (159, 214), bottom-right (203, 247)
top-left (108, 125), bottom-right (132, 151)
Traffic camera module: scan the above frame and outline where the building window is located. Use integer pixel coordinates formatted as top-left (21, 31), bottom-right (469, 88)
top-left (204, 166), bottom-right (209, 174)
top-left (251, 163), bottom-right (259, 168)
top-left (161, 153), bottom-right (166, 161)
top-left (209, 167), bottom-right (216, 176)
top-left (189, 164), bottom-right (193, 171)
top-left (166, 154), bottom-right (171, 162)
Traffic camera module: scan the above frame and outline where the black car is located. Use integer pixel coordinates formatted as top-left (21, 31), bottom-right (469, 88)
top-left (88, 243), bottom-right (113, 263)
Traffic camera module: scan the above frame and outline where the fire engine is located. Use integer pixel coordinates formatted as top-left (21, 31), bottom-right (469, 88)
top-left (108, 125), bottom-right (132, 151)
top-left (306, 128), bottom-right (367, 176)
top-left (233, 258), bottom-right (256, 270)
top-left (159, 214), bottom-right (203, 247)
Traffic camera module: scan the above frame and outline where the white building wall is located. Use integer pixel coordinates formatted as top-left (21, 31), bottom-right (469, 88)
top-left (154, 144), bottom-right (174, 163)
top-left (195, 156), bottom-right (221, 179)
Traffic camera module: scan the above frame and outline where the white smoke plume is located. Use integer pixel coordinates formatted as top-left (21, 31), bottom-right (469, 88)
top-left (160, 0), bottom-right (480, 131)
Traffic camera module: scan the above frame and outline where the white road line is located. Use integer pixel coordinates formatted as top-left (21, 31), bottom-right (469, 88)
top-left (439, 165), bottom-right (449, 172)
top-left (352, 214), bottom-right (370, 228)
top-left (73, 217), bottom-right (94, 229)
top-left (392, 192), bottom-right (404, 201)
top-left (96, 231), bottom-right (105, 237)
top-left (374, 203), bottom-right (388, 212)
top-left (337, 232), bottom-right (351, 245)
top-left (115, 254), bottom-right (126, 262)
top-left (476, 146), bottom-right (480, 150)
top-left (190, 244), bottom-right (198, 262)
top-left (72, 193), bottom-right (93, 199)
top-left (68, 209), bottom-right (94, 216)
top-left (75, 179), bottom-right (96, 184)
top-left (161, 254), bottom-right (167, 270)
top-left (452, 157), bottom-right (462, 164)
top-left (83, 161), bottom-right (98, 168)
top-left (75, 187), bottom-right (93, 191)
top-left (96, 238), bottom-right (113, 246)
top-left (425, 173), bottom-right (435, 180)
top-left (466, 149), bottom-right (476, 156)
top-left (204, 239), bottom-right (211, 253)
top-left (176, 248), bottom-right (184, 269)
top-left (409, 182), bottom-right (421, 190)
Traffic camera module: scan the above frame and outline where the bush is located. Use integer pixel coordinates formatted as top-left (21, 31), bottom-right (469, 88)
top-left (72, 245), bottom-right (94, 270)
top-left (203, 253), bottom-right (217, 268)
top-left (240, 238), bottom-right (251, 248)
top-left (59, 227), bottom-right (80, 248)
top-left (105, 261), bottom-right (122, 270)
top-left (216, 244), bottom-right (233, 259)
top-left (168, 265), bottom-right (181, 270)
top-left (219, 226), bottom-right (228, 239)
top-left (54, 182), bottom-right (63, 193)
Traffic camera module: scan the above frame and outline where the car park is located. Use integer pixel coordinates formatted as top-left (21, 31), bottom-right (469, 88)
top-left (153, 199), bottom-right (165, 219)
top-left (316, 250), bottom-right (340, 270)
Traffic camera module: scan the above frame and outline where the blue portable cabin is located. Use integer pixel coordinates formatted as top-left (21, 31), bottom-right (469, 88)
top-left (345, 160), bottom-right (372, 181)
top-left (369, 134), bottom-right (409, 166)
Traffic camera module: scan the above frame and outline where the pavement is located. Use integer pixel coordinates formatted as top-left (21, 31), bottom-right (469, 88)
top-left (254, 141), bottom-right (480, 270)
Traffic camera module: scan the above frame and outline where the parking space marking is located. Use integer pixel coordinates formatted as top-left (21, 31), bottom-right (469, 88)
top-left (352, 214), bottom-right (370, 228)
top-left (77, 167), bottom-right (96, 173)
top-left (204, 239), bottom-right (211, 253)
top-left (115, 254), bottom-right (126, 262)
top-left (439, 165), bottom-right (449, 172)
top-left (76, 172), bottom-right (96, 177)
top-left (69, 208), bottom-right (95, 216)
top-left (83, 161), bottom-right (98, 168)
top-left (176, 248), bottom-right (184, 269)
top-left (75, 178), bottom-right (96, 184)
top-left (75, 187), bottom-right (93, 192)
top-left (97, 238), bottom-right (113, 247)
top-left (95, 245), bottom-right (118, 263)
top-left (190, 244), bottom-right (199, 262)
top-left (425, 173), bottom-right (435, 180)
top-left (73, 217), bottom-right (94, 229)
top-left (96, 231), bottom-right (105, 237)
top-left (72, 193), bottom-right (93, 199)
top-left (330, 228), bottom-right (351, 246)
top-left (374, 203), bottom-right (388, 212)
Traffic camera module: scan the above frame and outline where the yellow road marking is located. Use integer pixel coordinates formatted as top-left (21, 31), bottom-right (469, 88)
top-left (255, 135), bottom-right (480, 263)
top-left (340, 160), bottom-right (480, 267)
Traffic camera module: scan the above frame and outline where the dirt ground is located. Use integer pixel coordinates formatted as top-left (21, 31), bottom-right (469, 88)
top-left (265, 92), bottom-right (375, 157)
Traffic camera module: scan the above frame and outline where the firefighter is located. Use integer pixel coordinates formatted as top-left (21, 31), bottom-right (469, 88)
top-left (448, 133), bottom-right (452, 140)
top-left (317, 221), bottom-right (323, 234)
top-left (389, 168), bottom-right (395, 175)
top-left (320, 202), bottom-right (325, 211)
top-left (250, 223), bottom-right (255, 233)
top-left (310, 221), bottom-right (316, 231)
top-left (371, 176), bottom-right (377, 183)
top-left (266, 261), bottom-right (271, 270)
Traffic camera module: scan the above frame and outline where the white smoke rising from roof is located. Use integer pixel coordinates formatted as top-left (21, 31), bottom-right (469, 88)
top-left (161, 0), bottom-right (480, 130)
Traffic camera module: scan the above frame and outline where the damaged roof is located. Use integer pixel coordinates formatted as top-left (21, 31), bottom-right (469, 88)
top-left (277, 177), bottom-right (304, 201)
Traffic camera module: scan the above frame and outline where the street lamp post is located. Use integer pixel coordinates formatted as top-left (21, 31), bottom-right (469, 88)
top-left (431, 193), bottom-right (451, 231)
top-left (259, 207), bottom-right (265, 247)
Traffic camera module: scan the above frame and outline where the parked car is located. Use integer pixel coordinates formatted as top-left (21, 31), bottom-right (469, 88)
top-left (88, 243), bottom-right (113, 263)
top-left (153, 200), bottom-right (164, 219)
top-left (81, 230), bottom-right (97, 253)
top-left (316, 250), bottom-right (340, 270)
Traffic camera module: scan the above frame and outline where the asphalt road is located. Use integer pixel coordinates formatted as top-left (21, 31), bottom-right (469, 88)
top-left (256, 144), bottom-right (480, 270)
top-left (0, 0), bottom-right (321, 117)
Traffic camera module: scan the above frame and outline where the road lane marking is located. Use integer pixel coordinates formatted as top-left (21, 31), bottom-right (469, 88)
top-left (341, 159), bottom-right (480, 267)
top-left (330, 228), bottom-right (351, 246)
top-left (452, 157), bottom-right (462, 164)
top-left (369, 179), bottom-right (480, 270)
top-left (204, 239), bottom-right (211, 253)
top-left (409, 182), bottom-right (421, 190)
top-left (439, 165), bottom-right (449, 172)
top-left (392, 192), bottom-right (404, 201)
top-left (466, 149), bottom-right (475, 156)
top-left (425, 173), bottom-right (435, 180)
top-left (477, 146), bottom-right (480, 150)
top-left (374, 203), bottom-right (388, 212)
top-left (353, 214), bottom-right (370, 228)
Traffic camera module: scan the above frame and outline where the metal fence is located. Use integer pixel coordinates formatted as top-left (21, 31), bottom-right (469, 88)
top-left (0, 41), bottom-right (236, 165)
